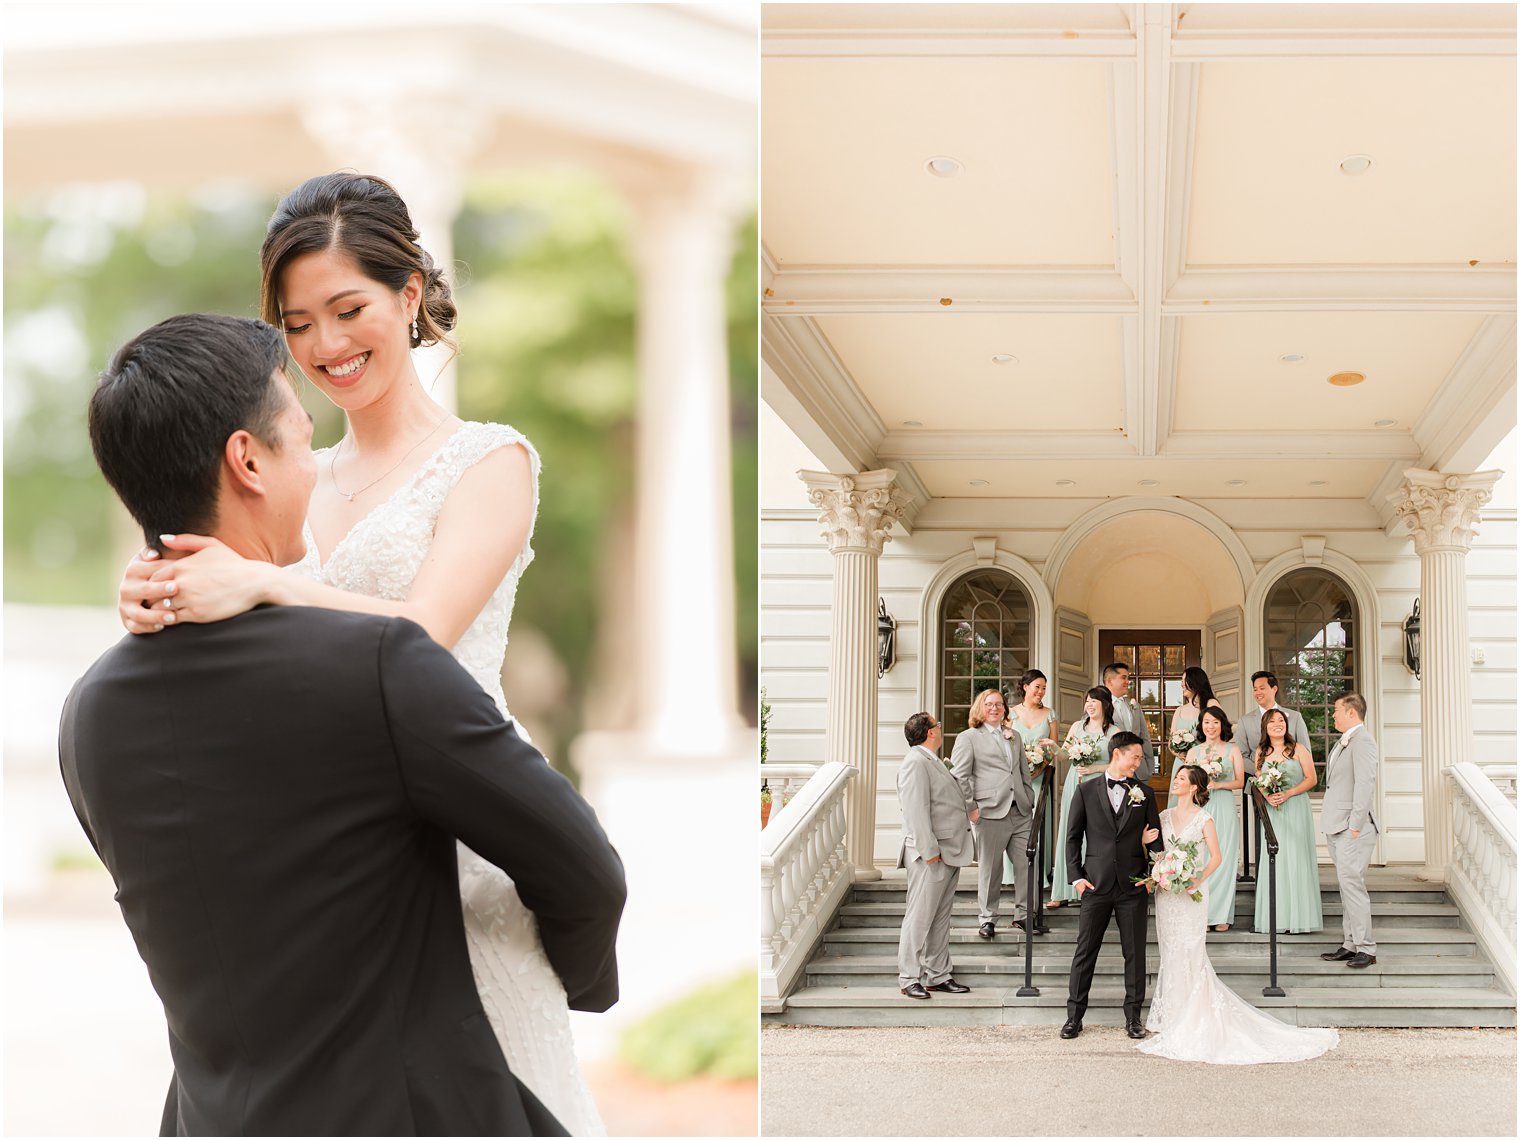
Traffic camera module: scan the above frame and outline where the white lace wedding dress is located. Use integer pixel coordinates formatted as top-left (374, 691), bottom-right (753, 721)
top-left (295, 421), bottom-right (606, 1135)
top-left (1138, 808), bottom-right (1339, 1065)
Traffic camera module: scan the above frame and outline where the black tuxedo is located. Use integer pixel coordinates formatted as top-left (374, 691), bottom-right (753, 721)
top-left (1064, 775), bottom-right (1164, 1024)
top-left (59, 607), bottom-right (626, 1137)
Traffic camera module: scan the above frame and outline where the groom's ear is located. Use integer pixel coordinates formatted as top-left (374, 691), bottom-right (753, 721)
top-left (223, 429), bottom-right (266, 496)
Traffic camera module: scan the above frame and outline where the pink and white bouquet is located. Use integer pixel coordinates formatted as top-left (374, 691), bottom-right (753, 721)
top-left (1197, 754), bottom-right (1224, 780)
top-left (1065, 733), bottom-right (1107, 769)
top-left (1024, 738), bottom-right (1059, 775)
top-left (1168, 726), bottom-right (1199, 756)
top-left (1134, 837), bottom-right (1203, 901)
top-left (1252, 759), bottom-right (1289, 795)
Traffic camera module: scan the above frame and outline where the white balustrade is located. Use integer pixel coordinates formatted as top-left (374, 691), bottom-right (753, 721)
top-left (760, 762), bottom-right (855, 1005)
top-left (1446, 763), bottom-right (1517, 995)
top-left (1476, 764), bottom-right (1517, 805)
top-left (762, 763), bottom-right (822, 816)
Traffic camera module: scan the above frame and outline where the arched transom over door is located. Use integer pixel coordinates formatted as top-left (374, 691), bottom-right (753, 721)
top-left (1264, 568), bottom-right (1359, 791)
top-left (939, 569), bottom-right (1032, 758)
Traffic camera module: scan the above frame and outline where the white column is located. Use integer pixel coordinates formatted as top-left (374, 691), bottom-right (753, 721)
top-left (628, 172), bottom-right (747, 750)
top-left (299, 98), bottom-right (489, 413)
top-left (1388, 467), bottom-right (1502, 881)
top-left (801, 470), bottom-right (910, 880)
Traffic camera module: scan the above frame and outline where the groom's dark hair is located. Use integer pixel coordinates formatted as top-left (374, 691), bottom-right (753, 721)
top-left (89, 314), bottom-right (289, 550)
top-left (1108, 730), bottom-right (1144, 758)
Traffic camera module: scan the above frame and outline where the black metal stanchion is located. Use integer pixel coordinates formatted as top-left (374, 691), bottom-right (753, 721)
top-left (1253, 786), bottom-right (1285, 998)
top-left (1239, 783), bottom-right (1255, 883)
top-left (1017, 774), bottom-right (1052, 998)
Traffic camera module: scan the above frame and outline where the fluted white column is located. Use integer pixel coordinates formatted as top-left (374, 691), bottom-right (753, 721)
top-left (801, 470), bottom-right (910, 880)
top-left (1389, 467), bottom-right (1502, 880)
top-left (629, 173), bottom-right (747, 749)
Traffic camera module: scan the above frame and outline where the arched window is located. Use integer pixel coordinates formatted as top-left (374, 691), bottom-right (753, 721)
top-left (939, 569), bottom-right (1032, 757)
top-left (1264, 569), bottom-right (1358, 790)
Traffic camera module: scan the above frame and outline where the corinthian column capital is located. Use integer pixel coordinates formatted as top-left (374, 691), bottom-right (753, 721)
top-left (799, 469), bottom-right (910, 556)
top-left (1388, 468), bottom-right (1504, 554)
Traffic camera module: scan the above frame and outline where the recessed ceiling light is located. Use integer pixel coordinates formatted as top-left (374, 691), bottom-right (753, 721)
top-left (1226, 479), bottom-right (1247, 487)
top-left (1339, 154), bottom-right (1374, 176)
top-left (1055, 479), bottom-right (1076, 487)
top-left (969, 479), bottom-right (989, 488)
top-left (1328, 372), bottom-right (1365, 387)
top-left (1138, 479), bottom-right (1159, 488)
top-left (1279, 353), bottom-right (1304, 363)
top-left (991, 354), bottom-right (1018, 365)
top-left (1374, 418), bottom-right (1397, 427)
top-left (902, 420), bottom-right (923, 427)
top-left (926, 156), bottom-right (963, 178)
top-left (1309, 480), bottom-right (1328, 487)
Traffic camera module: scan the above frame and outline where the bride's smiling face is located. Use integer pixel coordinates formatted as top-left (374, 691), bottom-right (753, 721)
top-left (277, 247), bottom-right (421, 411)
top-left (1170, 768), bottom-right (1192, 797)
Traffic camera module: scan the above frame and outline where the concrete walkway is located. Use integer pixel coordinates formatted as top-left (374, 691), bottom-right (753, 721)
top-left (761, 1025), bottom-right (1517, 1136)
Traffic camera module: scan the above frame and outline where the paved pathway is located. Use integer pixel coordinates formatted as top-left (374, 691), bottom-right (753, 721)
top-left (761, 1024), bottom-right (1517, 1136)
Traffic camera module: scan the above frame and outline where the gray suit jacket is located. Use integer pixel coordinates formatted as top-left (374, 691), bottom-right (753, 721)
top-left (1238, 704), bottom-right (1312, 774)
top-left (897, 746), bottom-right (976, 868)
top-left (1110, 696), bottom-right (1155, 782)
top-left (1321, 725), bottom-right (1379, 837)
top-left (950, 724), bottom-right (1032, 821)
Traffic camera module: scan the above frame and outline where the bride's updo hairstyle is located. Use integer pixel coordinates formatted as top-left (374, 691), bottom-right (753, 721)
top-left (1181, 764), bottom-right (1211, 807)
top-left (259, 172), bottom-right (458, 352)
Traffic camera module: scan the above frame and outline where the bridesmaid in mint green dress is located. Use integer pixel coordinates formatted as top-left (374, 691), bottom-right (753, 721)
top-left (1047, 687), bottom-right (1117, 906)
top-left (1252, 708), bottom-right (1323, 934)
top-left (1003, 669), bottom-right (1059, 893)
top-left (1170, 706), bottom-right (1245, 930)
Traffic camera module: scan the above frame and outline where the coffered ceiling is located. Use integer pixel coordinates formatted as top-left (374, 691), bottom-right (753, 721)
top-left (760, 3), bottom-right (1517, 525)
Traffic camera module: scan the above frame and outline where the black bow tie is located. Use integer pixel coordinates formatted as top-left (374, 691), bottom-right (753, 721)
top-left (1108, 778), bottom-right (1128, 790)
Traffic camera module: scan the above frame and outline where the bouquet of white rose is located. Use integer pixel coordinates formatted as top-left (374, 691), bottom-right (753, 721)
top-left (1197, 754), bottom-right (1224, 780)
top-left (1134, 837), bottom-right (1204, 901)
top-left (1168, 726), bottom-right (1199, 756)
top-left (1252, 759), bottom-right (1289, 795)
top-left (1065, 733), bottom-right (1107, 769)
top-left (1024, 739), bottom-right (1059, 775)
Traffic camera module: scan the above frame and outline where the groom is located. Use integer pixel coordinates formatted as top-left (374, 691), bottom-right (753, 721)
top-left (1061, 731), bottom-right (1163, 1040)
top-left (62, 314), bottom-right (626, 1136)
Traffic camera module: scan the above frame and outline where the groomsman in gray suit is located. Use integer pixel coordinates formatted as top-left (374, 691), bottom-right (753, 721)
top-left (1102, 663), bottom-right (1155, 781)
top-left (897, 712), bottom-right (975, 999)
top-left (1238, 670), bottom-right (1313, 774)
top-left (1320, 692), bottom-right (1381, 969)
top-left (951, 689), bottom-right (1036, 939)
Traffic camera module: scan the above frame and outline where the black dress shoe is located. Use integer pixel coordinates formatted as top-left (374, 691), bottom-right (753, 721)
top-left (1320, 946), bottom-right (1356, 962)
top-left (901, 982), bottom-right (930, 999)
top-left (1126, 1021), bottom-right (1149, 1040)
top-left (1059, 1019), bottom-right (1082, 1039)
top-left (1346, 952), bottom-right (1377, 969)
top-left (926, 978), bottom-right (970, 994)
top-left (978, 921), bottom-right (997, 940)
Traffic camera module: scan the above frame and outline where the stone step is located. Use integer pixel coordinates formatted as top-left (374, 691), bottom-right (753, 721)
top-left (836, 901), bottom-right (1463, 929)
top-left (767, 985), bottom-right (1517, 1028)
top-left (850, 875), bottom-right (1449, 906)
top-left (803, 954), bottom-right (1496, 990)
top-left (820, 926), bottom-right (1481, 956)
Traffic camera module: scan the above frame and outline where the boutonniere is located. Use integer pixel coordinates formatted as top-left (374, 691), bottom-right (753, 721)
top-left (1001, 724), bottom-right (1015, 740)
top-left (1127, 785), bottom-right (1145, 806)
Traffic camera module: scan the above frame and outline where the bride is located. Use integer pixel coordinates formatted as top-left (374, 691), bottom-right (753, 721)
top-left (117, 172), bottom-right (606, 1134)
top-left (1138, 763), bottom-right (1339, 1065)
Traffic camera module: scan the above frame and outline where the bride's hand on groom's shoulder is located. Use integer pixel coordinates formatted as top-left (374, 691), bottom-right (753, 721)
top-left (118, 548), bottom-right (170, 634)
top-left (129, 534), bottom-right (272, 628)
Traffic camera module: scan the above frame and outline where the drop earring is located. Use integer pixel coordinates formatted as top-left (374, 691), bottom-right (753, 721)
top-left (410, 313), bottom-right (420, 344)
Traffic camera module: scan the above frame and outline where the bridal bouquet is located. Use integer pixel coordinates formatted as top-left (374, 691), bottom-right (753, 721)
top-left (1197, 754), bottom-right (1224, 780)
top-left (1024, 739), bottom-right (1059, 775)
top-left (1252, 759), bottom-right (1289, 795)
top-left (1135, 837), bottom-right (1204, 901)
top-left (1065, 733), bottom-right (1107, 769)
top-left (1168, 726), bottom-right (1199, 756)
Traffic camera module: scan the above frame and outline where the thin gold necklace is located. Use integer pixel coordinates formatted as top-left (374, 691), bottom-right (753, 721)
top-left (331, 413), bottom-right (450, 502)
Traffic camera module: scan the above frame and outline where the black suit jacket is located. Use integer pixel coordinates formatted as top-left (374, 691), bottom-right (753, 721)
top-left (58, 607), bottom-right (626, 1137)
top-left (1064, 776), bottom-right (1165, 895)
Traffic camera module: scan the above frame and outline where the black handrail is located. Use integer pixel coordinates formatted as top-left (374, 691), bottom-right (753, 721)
top-left (1016, 763), bottom-right (1055, 997)
top-left (1239, 771), bottom-right (1256, 882)
top-left (1251, 784), bottom-right (1286, 998)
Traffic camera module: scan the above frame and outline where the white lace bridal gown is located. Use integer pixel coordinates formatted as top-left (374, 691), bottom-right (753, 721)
top-left (295, 421), bottom-right (606, 1135)
top-left (1137, 808), bottom-right (1339, 1065)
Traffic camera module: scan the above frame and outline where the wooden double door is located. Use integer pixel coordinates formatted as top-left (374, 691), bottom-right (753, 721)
top-left (1096, 629), bottom-right (1202, 793)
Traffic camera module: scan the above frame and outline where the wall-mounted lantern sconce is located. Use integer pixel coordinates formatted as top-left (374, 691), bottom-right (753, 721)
top-left (878, 598), bottom-right (897, 678)
top-left (1403, 599), bottom-right (1421, 679)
